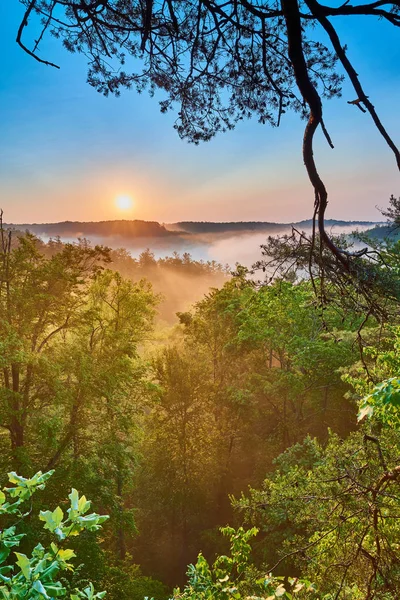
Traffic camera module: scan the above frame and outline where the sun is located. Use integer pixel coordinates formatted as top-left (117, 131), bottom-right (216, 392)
top-left (115, 194), bottom-right (133, 211)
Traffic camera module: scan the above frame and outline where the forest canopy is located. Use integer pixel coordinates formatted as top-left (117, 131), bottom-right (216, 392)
top-left (1, 214), bottom-right (400, 598)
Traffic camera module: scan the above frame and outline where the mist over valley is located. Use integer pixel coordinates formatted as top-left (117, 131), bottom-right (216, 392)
top-left (4, 217), bottom-right (381, 267)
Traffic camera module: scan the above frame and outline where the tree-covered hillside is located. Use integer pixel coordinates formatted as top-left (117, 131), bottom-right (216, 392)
top-left (1, 214), bottom-right (400, 599)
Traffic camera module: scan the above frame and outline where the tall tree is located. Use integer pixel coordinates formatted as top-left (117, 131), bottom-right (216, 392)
top-left (0, 223), bottom-right (109, 468)
top-left (0, 228), bottom-right (159, 567)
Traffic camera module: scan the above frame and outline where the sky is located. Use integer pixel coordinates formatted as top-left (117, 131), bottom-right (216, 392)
top-left (0, 2), bottom-right (399, 224)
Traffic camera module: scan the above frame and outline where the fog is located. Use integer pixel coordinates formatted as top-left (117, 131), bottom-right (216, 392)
top-left (13, 222), bottom-right (379, 323)
top-left (37, 222), bottom-right (377, 269)
top-left (203, 224), bottom-right (376, 267)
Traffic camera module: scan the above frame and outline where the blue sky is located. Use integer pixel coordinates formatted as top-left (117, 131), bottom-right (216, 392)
top-left (0, 2), bottom-right (399, 223)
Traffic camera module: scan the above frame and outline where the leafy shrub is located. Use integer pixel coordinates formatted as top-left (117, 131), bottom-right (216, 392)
top-left (170, 526), bottom-right (316, 599)
top-left (105, 561), bottom-right (169, 600)
top-left (0, 470), bottom-right (108, 600)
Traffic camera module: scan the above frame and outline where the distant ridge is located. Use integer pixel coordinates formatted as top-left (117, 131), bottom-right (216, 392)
top-left (4, 219), bottom-right (173, 239)
top-left (168, 219), bottom-right (380, 234)
top-left (4, 218), bottom-right (382, 239)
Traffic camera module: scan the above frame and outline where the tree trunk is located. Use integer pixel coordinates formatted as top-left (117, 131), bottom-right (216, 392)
top-left (116, 463), bottom-right (126, 560)
top-left (10, 364), bottom-right (26, 470)
top-left (45, 398), bottom-right (80, 470)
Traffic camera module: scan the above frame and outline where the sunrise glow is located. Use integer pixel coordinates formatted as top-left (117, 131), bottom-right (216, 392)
top-left (115, 194), bottom-right (134, 211)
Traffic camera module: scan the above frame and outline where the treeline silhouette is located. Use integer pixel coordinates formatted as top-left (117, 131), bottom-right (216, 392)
top-left (170, 219), bottom-right (379, 234)
top-left (5, 219), bottom-right (173, 239)
top-left (4, 218), bottom-right (380, 241)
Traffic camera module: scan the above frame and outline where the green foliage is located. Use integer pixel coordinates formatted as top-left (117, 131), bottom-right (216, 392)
top-left (342, 324), bottom-right (400, 428)
top-left (3, 228), bottom-right (400, 599)
top-left (134, 276), bottom-right (363, 584)
top-left (358, 377), bottom-right (400, 427)
top-left (0, 470), bottom-right (108, 600)
top-left (105, 561), bottom-right (169, 600)
top-left (236, 401), bottom-right (400, 599)
top-left (170, 526), bottom-right (316, 600)
top-left (0, 231), bottom-right (160, 571)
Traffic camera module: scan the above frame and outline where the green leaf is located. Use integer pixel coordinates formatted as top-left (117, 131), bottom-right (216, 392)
top-left (36, 471), bottom-right (55, 485)
top-left (50, 543), bottom-right (58, 555)
top-left (357, 404), bottom-right (374, 421)
top-left (78, 496), bottom-right (90, 514)
top-left (14, 552), bottom-right (31, 580)
top-left (0, 584), bottom-right (10, 599)
top-left (32, 544), bottom-right (45, 559)
top-left (39, 510), bottom-right (56, 532)
top-left (52, 507), bottom-right (64, 527)
top-left (41, 562), bottom-right (60, 580)
top-left (43, 583), bottom-right (66, 597)
top-left (7, 473), bottom-right (26, 486)
top-left (0, 549), bottom-right (10, 565)
top-left (32, 580), bottom-right (49, 598)
top-left (69, 489), bottom-right (79, 512)
top-left (58, 549), bottom-right (76, 562)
